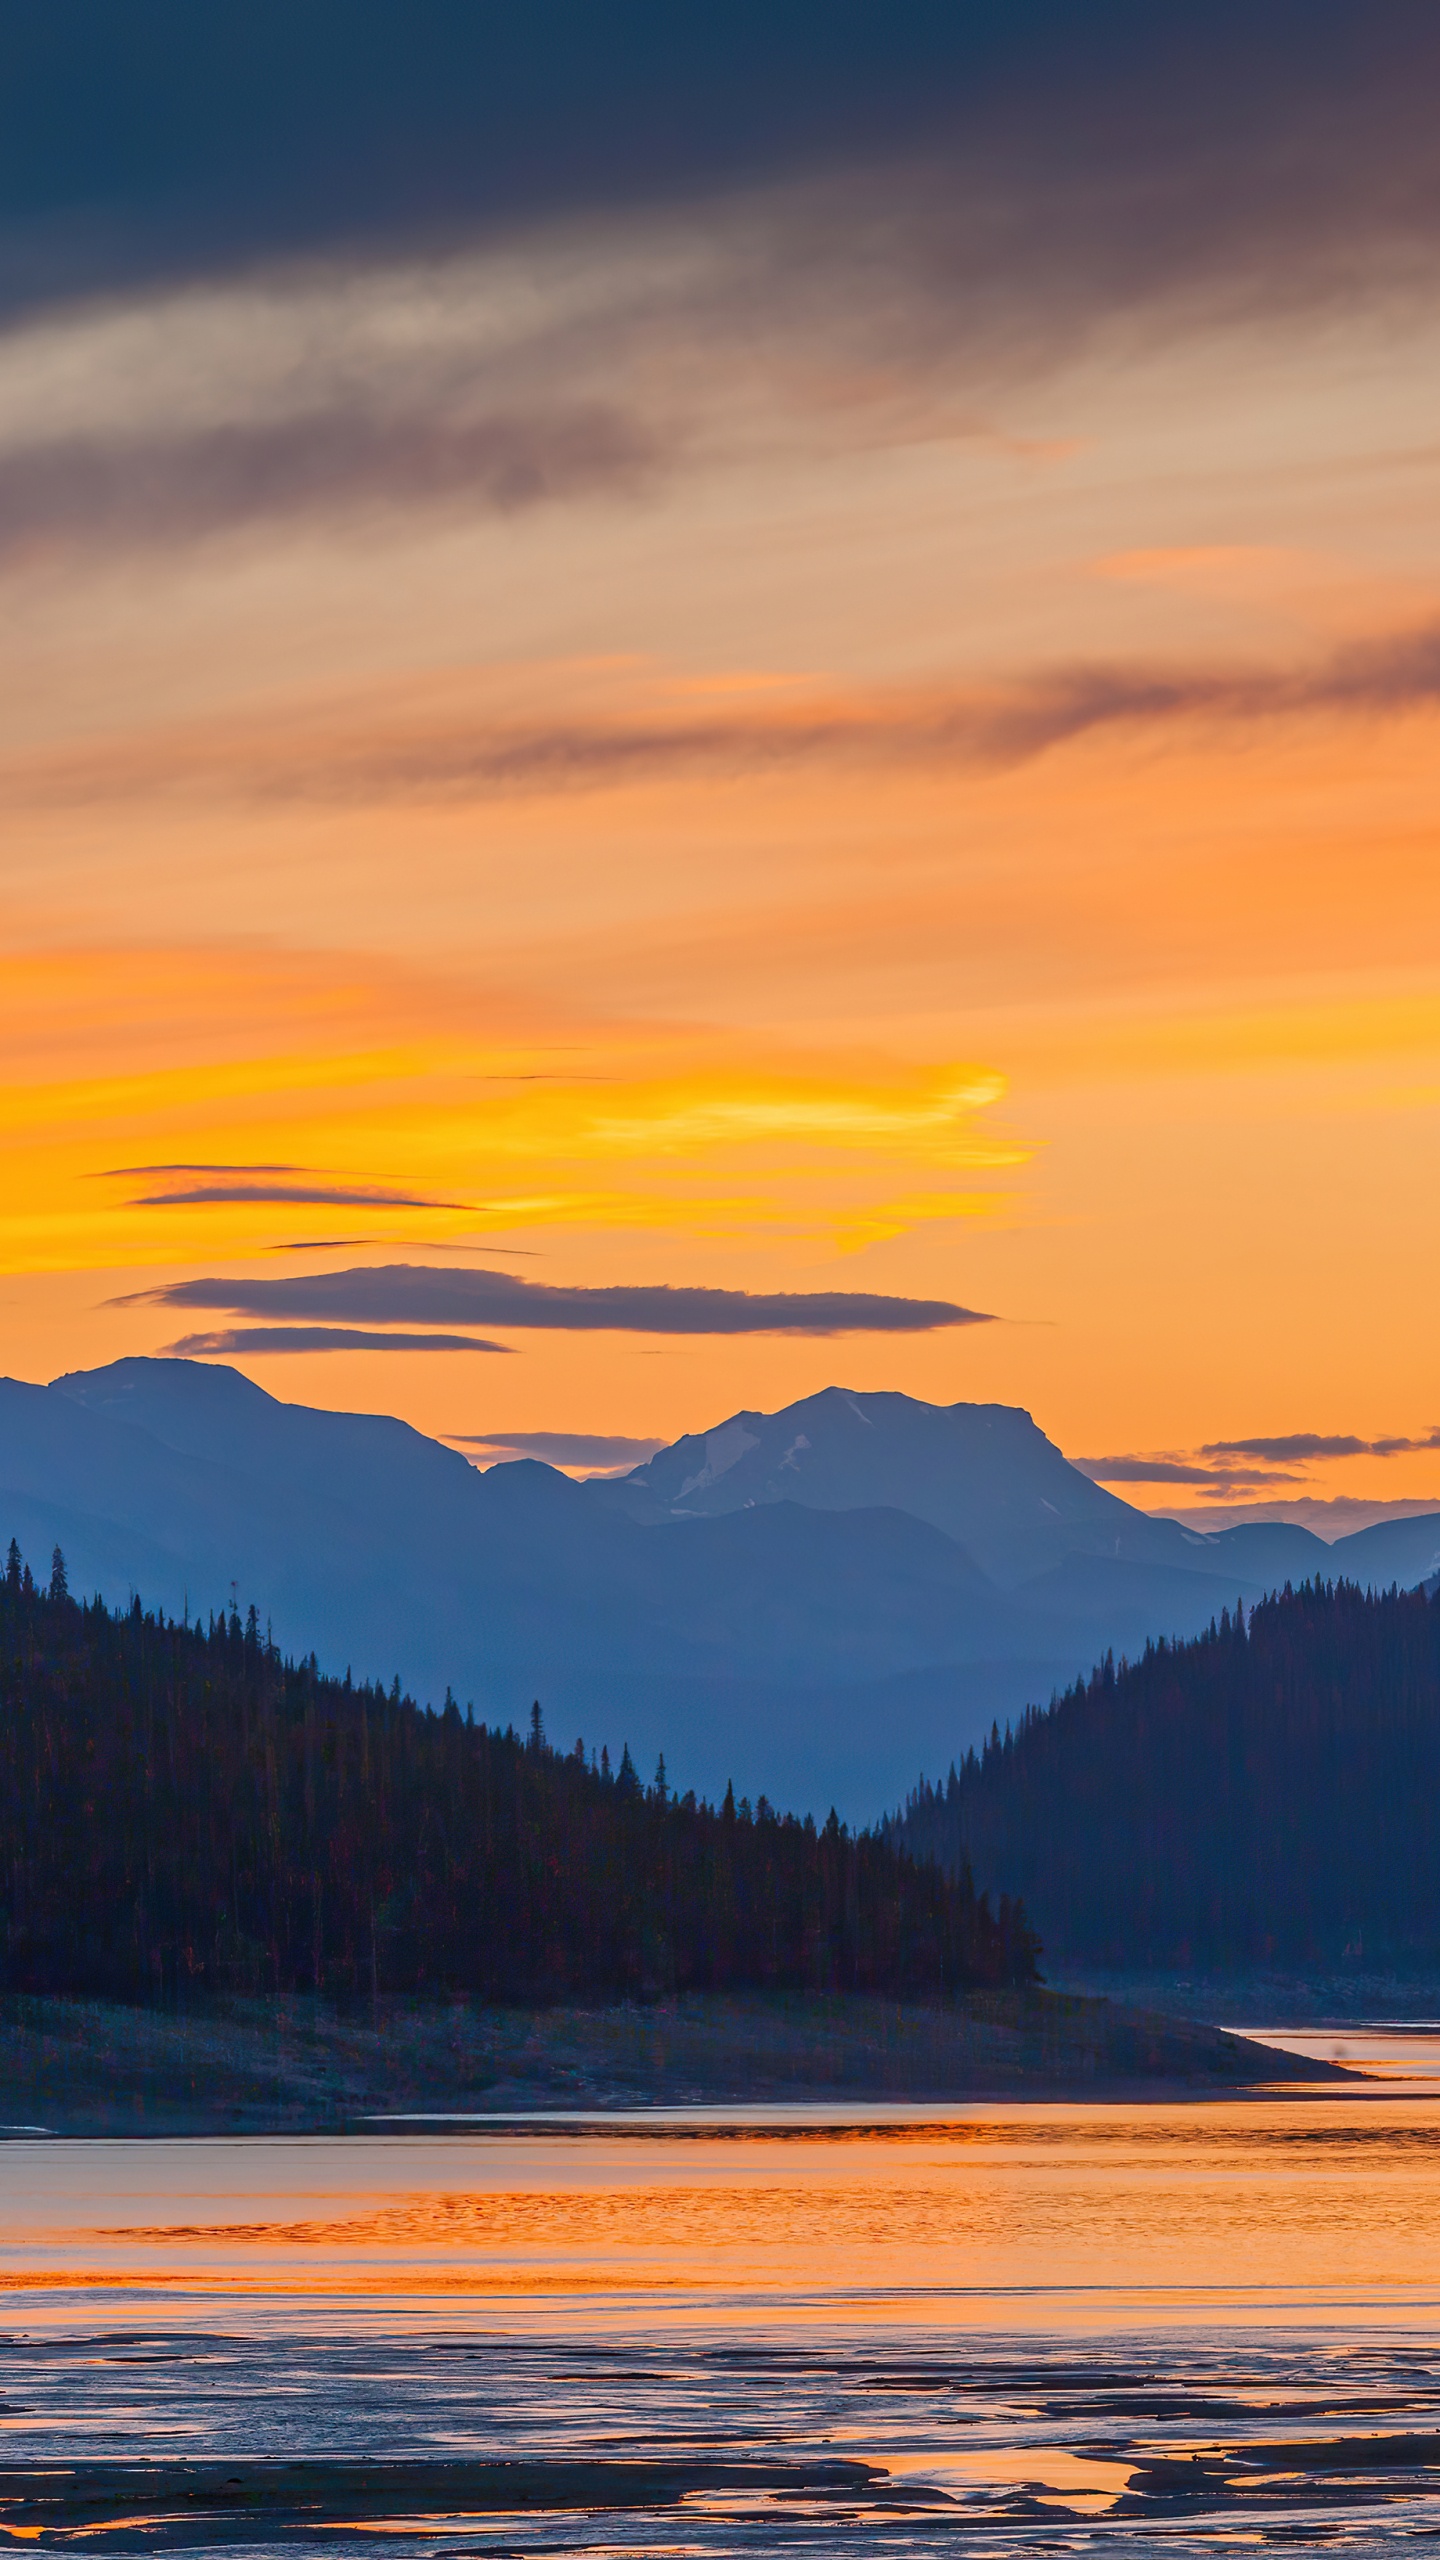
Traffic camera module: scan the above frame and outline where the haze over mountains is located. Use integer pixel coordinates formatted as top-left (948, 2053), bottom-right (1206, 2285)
top-left (2, 1360), bottom-right (1437, 1818)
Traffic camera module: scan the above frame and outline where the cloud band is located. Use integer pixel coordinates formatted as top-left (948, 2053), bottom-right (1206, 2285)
top-left (135, 1261), bottom-right (992, 1336)
top-left (164, 1326), bottom-right (513, 1355)
top-left (18, 622), bottom-right (1440, 813)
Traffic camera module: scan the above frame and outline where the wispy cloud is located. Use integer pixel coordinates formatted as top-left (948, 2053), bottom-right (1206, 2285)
top-left (132, 1183), bottom-right (466, 1209)
top-left (97, 1162), bottom-right (469, 1210)
top-left (1079, 1425), bottom-right (1440, 1495)
top-left (1075, 1454), bottom-right (1302, 1489)
top-left (0, 405), bottom-right (661, 564)
top-left (18, 622), bottom-right (1440, 811)
top-left (1201, 1429), bottom-right (1440, 1461)
top-left (166, 1326), bottom-right (512, 1355)
top-left (10, 6), bottom-right (1440, 588)
top-left (132, 1262), bottom-right (992, 1336)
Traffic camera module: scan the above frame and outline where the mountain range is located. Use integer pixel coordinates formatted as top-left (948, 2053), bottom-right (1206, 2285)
top-left (3, 1359), bottom-right (1437, 1819)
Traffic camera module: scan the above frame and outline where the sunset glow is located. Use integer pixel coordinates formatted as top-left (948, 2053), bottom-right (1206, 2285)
top-left (4, 15), bottom-right (1439, 1516)
top-left (13, 33), bottom-right (1440, 2544)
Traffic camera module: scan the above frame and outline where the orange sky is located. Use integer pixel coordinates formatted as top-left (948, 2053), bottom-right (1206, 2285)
top-left (4, 209), bottom-right (1440, 1508)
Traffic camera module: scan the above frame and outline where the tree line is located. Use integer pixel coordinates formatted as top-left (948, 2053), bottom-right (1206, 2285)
top-left (0, 1539), bottom-right (1037, 2002)
top-left (894, 1576), bottom-right (1440, 1969)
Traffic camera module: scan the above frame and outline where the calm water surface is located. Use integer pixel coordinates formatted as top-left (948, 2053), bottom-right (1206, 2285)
top-left (7, 2028), bottom-right (1440, 2551)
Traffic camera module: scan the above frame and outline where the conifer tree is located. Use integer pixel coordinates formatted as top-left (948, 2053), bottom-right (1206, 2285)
top-left (0, 1537), bottom-right (1036, 2002)
top-left (895, 1574), bottom-right (1440, 1969)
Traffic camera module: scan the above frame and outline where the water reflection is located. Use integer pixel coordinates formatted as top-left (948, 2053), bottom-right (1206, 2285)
top-left (6, 2045), bottom-right (1440, 2546)
top-left (1242, 2024), bottom-right (1440, 2088)
top-left (13, 2102), bottom-right (1440, 2307)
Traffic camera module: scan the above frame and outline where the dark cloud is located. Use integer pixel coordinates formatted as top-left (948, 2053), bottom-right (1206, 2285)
top-left (1080, 1431), bottom-right (1440, 1491)
top-left (132, 1262), bottom-right (992, 1336)
top-left (7, 3), bottom-right (1440, 341)
top-left (0, 405), bottom-right (660, 562)
top-left (2, 12), bottom-right (1440, 645)
top-left (132, 1183), bottom-right (465, 1209)
top-left (12, 9), bottom-right (1440, 583)
top-left (1077, 1455), bottom-right (1302, 1488)
top-left (447, 1429), bottom-right (668, 1465)
top-left (1202, 1429), bottom-right (1440, 1461)
top-left (21, 621), bottom-right (1440, 809)
top-left (101, 1163), bottom-right (470, 1210)
top-left (975, 626), bottom-right (1440, 761)
top-left (1076, 1456), bottom-right (1223, 1486)
top-left (0, 3), bottom-right (1005, 314)
top-left (165, 1326), bottom-right (511, 1355)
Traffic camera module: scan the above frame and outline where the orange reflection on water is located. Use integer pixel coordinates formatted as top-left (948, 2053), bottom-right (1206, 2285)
top-left (6, 2097), bottom-right (1440, 2326)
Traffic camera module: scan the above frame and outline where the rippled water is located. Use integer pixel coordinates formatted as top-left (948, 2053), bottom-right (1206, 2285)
top-left (8, 2030), bottom-right (1440, 2550)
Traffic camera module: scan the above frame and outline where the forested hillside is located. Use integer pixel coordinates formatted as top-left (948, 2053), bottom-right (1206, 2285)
top-left (896, 1578), bottom-right (1440, 1969)
top-left (0, 1540), bottom-right (1036, 2001)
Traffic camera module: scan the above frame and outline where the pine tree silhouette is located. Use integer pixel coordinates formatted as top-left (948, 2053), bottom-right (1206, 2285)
top-left (895, 1576), bottom-right (1440, 1969)
top-left (0, 1538), bottom-right (1035, 2002)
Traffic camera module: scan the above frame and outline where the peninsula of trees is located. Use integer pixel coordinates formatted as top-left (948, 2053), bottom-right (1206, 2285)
top-left (0, 1540), bottom-right (1036, 2002)
top-left (896, 1576), bottom-right (1440, 1970)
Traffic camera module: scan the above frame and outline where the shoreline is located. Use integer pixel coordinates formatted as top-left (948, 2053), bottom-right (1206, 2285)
top-left (1050, 1965), bottom-right (1440, 2025)
top-left (0, 1986), bottom-right (1348, 2134)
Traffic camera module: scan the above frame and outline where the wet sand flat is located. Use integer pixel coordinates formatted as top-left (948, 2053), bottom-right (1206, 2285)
top-left (6, 2058), bottom-right (1440, 2548)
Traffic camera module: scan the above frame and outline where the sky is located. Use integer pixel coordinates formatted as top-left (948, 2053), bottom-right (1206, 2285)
top-left (4, 1), bottom-right (1440, 1511)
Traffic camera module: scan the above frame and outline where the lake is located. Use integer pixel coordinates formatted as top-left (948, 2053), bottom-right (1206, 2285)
top-left (6, 2026), bottom-right (1440, 2550)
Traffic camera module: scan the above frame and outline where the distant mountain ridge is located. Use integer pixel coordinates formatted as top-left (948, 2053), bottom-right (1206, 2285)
top-left (597, 1383), bottom-right (1440, 1595)
top-left (599, 1382), bottom-right (1434, 1576)
top-left (2, 1360), bottom-right (1437, 1818)
top-left (597, 1387), bottom-right (1181, 1584)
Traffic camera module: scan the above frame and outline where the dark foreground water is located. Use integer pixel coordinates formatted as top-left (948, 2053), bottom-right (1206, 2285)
top-left (7, 2029), bottom-right (1440, 2552)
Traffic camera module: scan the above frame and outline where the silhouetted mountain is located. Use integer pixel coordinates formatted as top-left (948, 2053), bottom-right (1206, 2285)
top-left (1308, 1509), bottom-right (1440, 1591)
top-left (596, 1384), bottom-right (1440, 1595)
top-left (2, 1360), bottom-right (1436, 1817)
top-left (894, 1579), bottom-right (1440, 1971)
top-left (597, 1385), bottom-right (1198, 1584)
